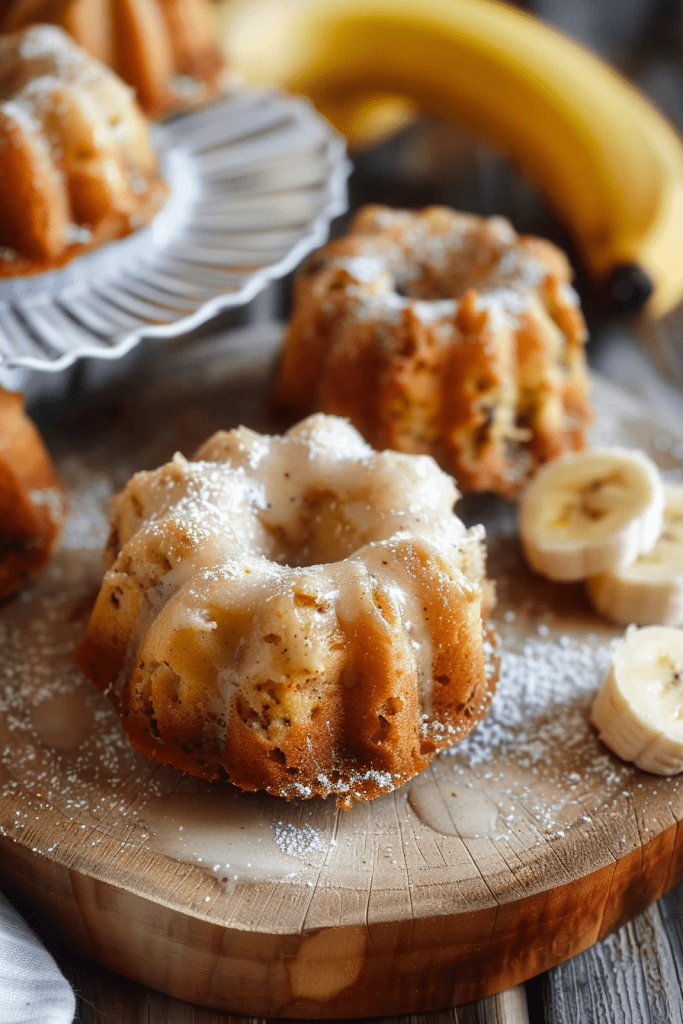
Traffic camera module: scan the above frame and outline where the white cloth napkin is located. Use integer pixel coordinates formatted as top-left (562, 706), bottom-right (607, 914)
top-left (0, 892), bottom-right (75, 1024)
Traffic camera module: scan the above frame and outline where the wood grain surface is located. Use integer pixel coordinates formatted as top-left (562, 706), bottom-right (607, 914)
top-left (543, 885), bottom-right (683, 1023)
top-left (3, 324), bottom-right (683, 1018)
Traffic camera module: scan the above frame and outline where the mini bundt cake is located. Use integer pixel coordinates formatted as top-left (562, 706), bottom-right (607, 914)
top-left (0, 25), bottom-right (168, 276)
top-left (0, 0), bottom-right (226, 117)
top-left (276, 205), bottom-right (592, 497)
top-left (0, 386), bottom-right (63, 598)
top-left (76, 413), bottom-right (495, 807)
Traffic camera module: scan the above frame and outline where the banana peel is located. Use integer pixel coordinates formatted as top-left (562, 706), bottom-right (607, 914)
top-left (216, 0), bottom-right (683, 319)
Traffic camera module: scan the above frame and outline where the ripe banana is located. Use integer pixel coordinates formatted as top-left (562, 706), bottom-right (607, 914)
top-left (518, 447), bottom-right (664, 583)
top-left (590, 625), bottom-right (683, 775)
top-left (217, 0), bottom-right (683, 318)
top-left (586, 482), bottom-right (683, 626)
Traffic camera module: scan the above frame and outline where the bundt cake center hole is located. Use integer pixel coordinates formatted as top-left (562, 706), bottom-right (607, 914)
top-left (389, 264), bottom-right (491, 299)
top-left (394, 278), bottom-right (452, 300)
top-left (393, 269), bottom-right (474, 302)
top-left (264, 487), bottom-right (368, 568)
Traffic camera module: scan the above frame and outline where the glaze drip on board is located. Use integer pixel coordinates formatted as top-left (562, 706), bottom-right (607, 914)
top-left (140, 790), bottom-right (329, 886)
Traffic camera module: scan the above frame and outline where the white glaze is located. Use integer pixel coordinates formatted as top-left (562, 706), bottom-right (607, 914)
top-left (139, 789), bottom-right (328, 887)
top-left (103, 415), bottom-right (483, 721)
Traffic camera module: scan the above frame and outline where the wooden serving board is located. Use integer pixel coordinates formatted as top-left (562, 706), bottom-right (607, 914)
top-left (2, 324), bottom-right (683, 1019)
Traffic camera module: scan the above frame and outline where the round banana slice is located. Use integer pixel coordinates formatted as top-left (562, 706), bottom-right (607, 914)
top-left (586, 482), bottom-right (683, 625)
top-left (518, 447), bottom-right (664, 582)
top-left (590, 625), bottom-right (683, 774)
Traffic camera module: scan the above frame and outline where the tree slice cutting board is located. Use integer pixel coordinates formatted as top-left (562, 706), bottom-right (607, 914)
top-left (2, 324), bottom-right (683, 1019)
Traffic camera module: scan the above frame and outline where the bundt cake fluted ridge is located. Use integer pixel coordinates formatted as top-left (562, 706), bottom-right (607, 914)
top-left (0, 24), bottom-right (168, 275)
top-left (0, 0), bottom-right (226, 116)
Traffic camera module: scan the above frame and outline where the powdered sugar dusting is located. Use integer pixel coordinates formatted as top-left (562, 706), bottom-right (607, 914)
top-left (59, 467), bottom-right (112, 551)
top-left (274, 821), bottom-right (327, 858)
top-left (335, 256), bottom-right (386, 283)
top-left (406, 629), bottom-right (676, 845)
top-left (454, 637), bottom-right (613, 768)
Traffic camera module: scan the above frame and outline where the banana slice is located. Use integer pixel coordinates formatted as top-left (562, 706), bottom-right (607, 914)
top-left (586, 482), bottom-right (683, 625)
top-left (518, 447), bottom-right (664, 582)
top-left (590, 625), bottom-right (683, 774)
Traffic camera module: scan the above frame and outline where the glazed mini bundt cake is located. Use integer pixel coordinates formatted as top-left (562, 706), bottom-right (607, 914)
top-left (0, 25), bottom-right (168, 275)
top-left (0, 0), bottom-right (226, 117)
top-left (76, 413), bottom-right (495, 807)
top-left (276, 205), bottom-right (592, 497)
top-left (0, 386), bottom-right (62, 598)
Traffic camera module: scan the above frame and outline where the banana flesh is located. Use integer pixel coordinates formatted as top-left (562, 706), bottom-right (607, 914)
top-left (217, 0), bottom-right (683, 317)
top-left (518, 447), bottom-right (664, 583)
top-left (587, 483), bottom-right (683, 626)
top-left (590, 625), bottom-right (683, 775)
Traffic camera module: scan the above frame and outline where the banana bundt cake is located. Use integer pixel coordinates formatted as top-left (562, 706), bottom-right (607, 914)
top-left (0, 25), bottom-right (168, 275)
top-left (76, 413), bottom-right (495, 807)
top-left (0, 386), bottom-right (62, 598)
top-left (0, 0), bottom-right (226, 117)
top-left (276, 205), bottom-right (592, 497)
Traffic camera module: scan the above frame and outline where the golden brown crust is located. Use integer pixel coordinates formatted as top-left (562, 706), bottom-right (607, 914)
top-left (0, 0), bottom-right (226, 117)
top-left (76, 415), bottom-right (495, 807)
top-left (275, 205), bottom-right (593, 498)
top-left (109, 542), bottom-right (493, 808)
top-left (0, 25), bottom-right (168, 275)
top-left (0, 387), bottom-right (62, 598)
